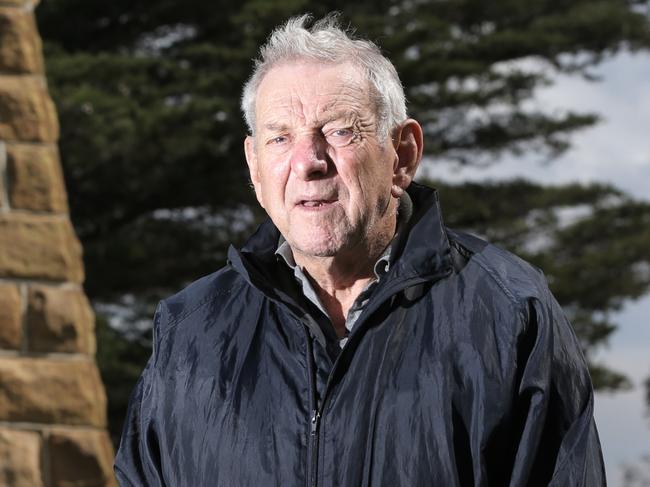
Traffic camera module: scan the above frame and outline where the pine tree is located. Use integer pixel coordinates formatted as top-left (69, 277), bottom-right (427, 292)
top-left (35, 0), bottom-right (650, 443)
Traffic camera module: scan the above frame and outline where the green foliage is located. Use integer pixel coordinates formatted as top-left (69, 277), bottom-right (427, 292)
top-left (35, 0), bottom-right (650, 444)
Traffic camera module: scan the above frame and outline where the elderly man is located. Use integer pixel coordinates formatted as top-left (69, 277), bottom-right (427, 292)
top-left (115, 15), bottom-right (605, 486)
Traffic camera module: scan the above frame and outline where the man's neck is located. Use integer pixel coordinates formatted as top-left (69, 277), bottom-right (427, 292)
top-left (292, 224), bottom-right (395, 337)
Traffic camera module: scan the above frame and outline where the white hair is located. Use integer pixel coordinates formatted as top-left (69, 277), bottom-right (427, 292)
top-left (240, 13), bottom-right (408, 137)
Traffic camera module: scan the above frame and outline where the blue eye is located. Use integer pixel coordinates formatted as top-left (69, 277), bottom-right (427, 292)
top-left (325, 128), bottom-right (358, 147)
top-left (269, 135), bottom-right (288, 145)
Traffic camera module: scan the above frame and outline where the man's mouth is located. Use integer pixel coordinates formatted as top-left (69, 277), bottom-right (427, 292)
top-left (297, 198), bottom-right (337, 208)
top-left (301, 200), bottom-right (331, 207)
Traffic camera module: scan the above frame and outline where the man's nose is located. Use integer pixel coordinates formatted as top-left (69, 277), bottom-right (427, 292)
top-left (289, 135), bottom-right (329, 179)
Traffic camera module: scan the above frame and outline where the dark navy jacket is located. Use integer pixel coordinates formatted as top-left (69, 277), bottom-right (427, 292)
top-left (114, 183), bottom-right (605, 486)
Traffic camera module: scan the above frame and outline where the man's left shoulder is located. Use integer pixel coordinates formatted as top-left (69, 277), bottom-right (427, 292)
top-left (446, 228), bottom-right (552, 305)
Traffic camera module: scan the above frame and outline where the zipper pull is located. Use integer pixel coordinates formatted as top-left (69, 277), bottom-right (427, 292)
top-left (310, 410), bottom-right (320, 436)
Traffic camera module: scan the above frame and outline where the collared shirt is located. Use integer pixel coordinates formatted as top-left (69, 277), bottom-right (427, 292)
top-left (276, 194), bottom-right (413, 347)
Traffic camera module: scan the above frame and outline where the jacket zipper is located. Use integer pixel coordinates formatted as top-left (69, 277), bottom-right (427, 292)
top-left (305, 329), bottom-right (321, 487)
top-left (310, 409), bottom-right (321, 487)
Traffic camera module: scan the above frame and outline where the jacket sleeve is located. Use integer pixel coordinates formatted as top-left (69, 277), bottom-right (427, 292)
top-left (113, 304), bottom-right (167, 487)
top-left (508, 292), bottom-right (606, 486)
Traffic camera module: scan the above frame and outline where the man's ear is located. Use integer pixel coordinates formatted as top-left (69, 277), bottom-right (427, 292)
top-left (391, 119), bottom-right (423, 198)
top-left (244, 136), bottom-right (265, 209)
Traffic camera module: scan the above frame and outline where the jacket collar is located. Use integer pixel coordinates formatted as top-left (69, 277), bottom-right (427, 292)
top-left (388, 182), bottom-right (452, 282)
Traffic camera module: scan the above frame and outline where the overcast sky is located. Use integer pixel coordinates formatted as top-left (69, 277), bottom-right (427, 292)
top-left (428, 51), bottom-right (650, 486)
top-left (430, 51), bottom-right (650, 203)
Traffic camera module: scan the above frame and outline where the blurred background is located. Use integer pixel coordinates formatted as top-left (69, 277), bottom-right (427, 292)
top-left (33, 1), bottom-right (650, 485)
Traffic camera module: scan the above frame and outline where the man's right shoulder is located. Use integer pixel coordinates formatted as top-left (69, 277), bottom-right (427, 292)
top-left (154, 265), bottom-right (250, 338)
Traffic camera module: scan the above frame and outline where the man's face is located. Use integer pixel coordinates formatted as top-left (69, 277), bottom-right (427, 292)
top-left (244, 61), bottom-right (400, 260)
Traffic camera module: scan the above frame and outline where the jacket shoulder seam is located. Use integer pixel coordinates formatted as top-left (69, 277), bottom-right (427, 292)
top-left (447, 229), bottom-right (531, 309)
top-left (472, 253), bottom-right (521, 307)
top-left (156, 284), bottom-right (240, 342)
top-left (174, 288), bottom-right (233, 327)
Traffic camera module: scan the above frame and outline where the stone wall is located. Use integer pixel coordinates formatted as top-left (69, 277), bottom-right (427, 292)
top-left (0, 0), bottom-right (116, 485)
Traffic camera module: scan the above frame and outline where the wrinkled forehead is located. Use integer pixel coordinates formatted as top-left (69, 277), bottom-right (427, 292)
top-left (254, 61), bottom-right (374, 129)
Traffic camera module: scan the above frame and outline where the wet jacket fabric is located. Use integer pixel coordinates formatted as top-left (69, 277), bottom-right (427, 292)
top-left (114, 183), bottom-right (605, 486)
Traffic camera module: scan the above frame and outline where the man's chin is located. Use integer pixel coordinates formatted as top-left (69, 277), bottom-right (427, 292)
top-left (288, 236), bottom-right (343, 260)
top-left (292, 244), bottom-right (339, 259)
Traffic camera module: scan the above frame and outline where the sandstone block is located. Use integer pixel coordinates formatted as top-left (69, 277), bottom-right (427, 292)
top-left (0, 75), bottom-right (58, 142)
top-left (0, 357), bottom-right (107, 426)
top-left (0, 428), bottom-right (43, 487)
top-left (0, 8), bottom-right (44, 74)
top-left (0, 282), bottom-right (21, 349)
top-left (0, 213), bottom-right (84, 283)
top-left (27, 285), bottom-right (95, 354)
top-left (49, 429), bottom-right (116, 487)
top-left (7, 143), bottom-right (69, 212)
